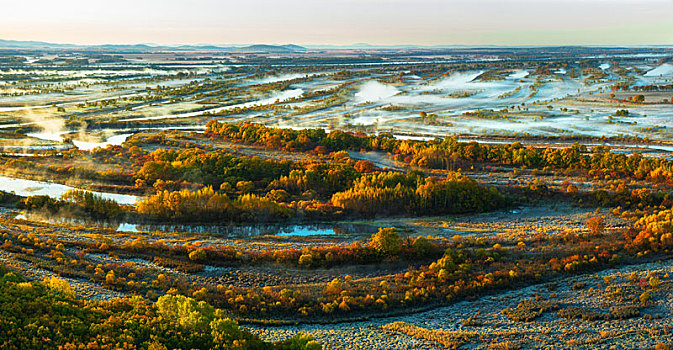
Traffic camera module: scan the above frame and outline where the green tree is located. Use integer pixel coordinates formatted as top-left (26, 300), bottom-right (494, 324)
top-left (368, 228), bottom-right (402, 256)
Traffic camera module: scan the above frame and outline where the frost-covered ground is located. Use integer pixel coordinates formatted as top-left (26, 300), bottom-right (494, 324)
top-left (2, 57), bottom-right (673, 152)
top-left (249, 260), bottom-right (673, 349)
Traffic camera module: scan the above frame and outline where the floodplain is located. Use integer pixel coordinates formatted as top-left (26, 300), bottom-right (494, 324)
top-left (1, 46), bottom-right (673, 349)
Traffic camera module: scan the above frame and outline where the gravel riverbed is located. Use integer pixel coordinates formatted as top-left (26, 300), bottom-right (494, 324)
top-left (248, 260), bottom-right (673, 349)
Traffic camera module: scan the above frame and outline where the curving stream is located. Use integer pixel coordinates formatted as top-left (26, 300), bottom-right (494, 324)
top-left (0, 175), bottom-right (139, 205)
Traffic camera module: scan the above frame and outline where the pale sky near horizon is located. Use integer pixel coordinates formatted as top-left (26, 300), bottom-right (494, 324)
top-left (2, 0), bottom-right (672, 46)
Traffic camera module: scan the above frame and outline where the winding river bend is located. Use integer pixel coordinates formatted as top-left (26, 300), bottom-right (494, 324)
top-left (0, 175), bottom-right (139, 205)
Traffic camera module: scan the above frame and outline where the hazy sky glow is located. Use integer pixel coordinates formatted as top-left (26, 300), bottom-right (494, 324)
top-left (2, 0), bottom-right (672, 46)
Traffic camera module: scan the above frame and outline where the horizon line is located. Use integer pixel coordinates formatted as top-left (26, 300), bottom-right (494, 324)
top-left (1, 38), bottom-right (673, 50)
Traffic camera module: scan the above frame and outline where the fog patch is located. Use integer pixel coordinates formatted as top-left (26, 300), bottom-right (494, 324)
top-left (254, 73), bottom-right (309, 85)
top-left (508, 70), bottom-right (529, 79)
top-left (23, 109), bottom-right (66, 142)
top-left (430, 71), bottom-right (484, 90)
top-left (354, 81), bottom-right (400, 103)
top-left (644, 64), bottom-right (673, 77)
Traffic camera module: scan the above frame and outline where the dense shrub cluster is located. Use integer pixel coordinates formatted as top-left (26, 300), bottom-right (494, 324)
top-left (0, 264), bottom-right (320, 350)
top-left (131, 145), bottom-right (504, 222)
top-left (21, 189), bottom-right (123, 220)
top-left (331, 171), bottom-right (504, 216)
top-left (208, 122), bottom-right (673, 185)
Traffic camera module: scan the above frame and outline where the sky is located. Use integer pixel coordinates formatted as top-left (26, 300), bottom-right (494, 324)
top-left (1, 0), bottom-right (672, 46)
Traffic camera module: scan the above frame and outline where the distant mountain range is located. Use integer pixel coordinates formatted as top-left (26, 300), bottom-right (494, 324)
top-left (243, 44), bottom-right (306, 52)
top-left (0, 39), bottom-right (76, 49)
top-left (0, 39), bottom-right (307, 52)
top-left (0, 39), bottom-right (505, 51)
top-left (1, 39), bottom-right (671, 53)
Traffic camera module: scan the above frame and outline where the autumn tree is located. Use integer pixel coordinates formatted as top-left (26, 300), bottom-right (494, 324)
top-left (586, 216), bottom-right (605, 236)
top-left (368, 228), bottom-right (402, 256)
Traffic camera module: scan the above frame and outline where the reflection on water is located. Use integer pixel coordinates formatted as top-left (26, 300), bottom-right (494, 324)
top-left (15, 212), bottom-right (379, 237)
top-left (115, 222), bottom-right (377, 236)
top-left (72, 134), bottom-right (132, 151)
top-left (26, 131), bottom-right (132, 151)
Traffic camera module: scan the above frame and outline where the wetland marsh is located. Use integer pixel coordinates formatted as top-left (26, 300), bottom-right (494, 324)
top-left (1, 45), bottom-right (673, 349)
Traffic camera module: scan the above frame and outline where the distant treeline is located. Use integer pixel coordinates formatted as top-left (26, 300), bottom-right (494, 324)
top-left (206, 121), bottom-right (673, 184)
